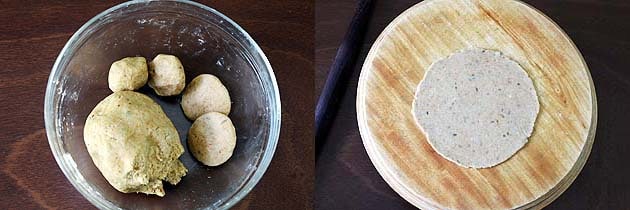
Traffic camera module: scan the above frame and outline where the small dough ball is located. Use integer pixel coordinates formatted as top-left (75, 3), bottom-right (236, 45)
top-left (181, 74), bottom-right (231, 120)
top-left (108, 57), bottom-right (148, 92)
top-left (188, 112), bottom-right (236, 166)
top-left (148, 54), bottom-right (185, 96)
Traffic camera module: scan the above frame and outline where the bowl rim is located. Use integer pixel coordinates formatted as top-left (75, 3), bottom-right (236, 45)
top-left (43, 0), bottom-right (281, 209)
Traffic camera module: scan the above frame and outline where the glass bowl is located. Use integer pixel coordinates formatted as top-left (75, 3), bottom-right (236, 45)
top-left (43, 0), bottom-right (280, 209)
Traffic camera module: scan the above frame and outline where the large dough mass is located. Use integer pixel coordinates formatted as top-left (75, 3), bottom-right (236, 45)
top-left (84, 91), bottom-right (187, 196)
top-left (412, 48), bottom-right (539, 168)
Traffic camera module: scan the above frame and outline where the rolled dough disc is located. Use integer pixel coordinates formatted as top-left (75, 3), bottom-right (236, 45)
top-left (412, 48), bottom-right (539, 168)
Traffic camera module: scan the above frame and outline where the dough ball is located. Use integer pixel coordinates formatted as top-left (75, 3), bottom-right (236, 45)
top-left (108, 57), bottom-right (148, 92)
top-left (188, 112), bottom-right (236, 166)
top-left (84, 91), bottom-right (187, 196)
top-left (181, 74), bottom-right (231, 120)
top-left (148, 54), bottom-right (185, 96)
top-left (412, 48), bottom-right (539, 168)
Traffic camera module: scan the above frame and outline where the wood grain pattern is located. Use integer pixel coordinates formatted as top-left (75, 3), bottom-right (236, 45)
top-left (356, 0), bottom-right (595, 209)
top-left (0, 1), bottom-right (313, 209)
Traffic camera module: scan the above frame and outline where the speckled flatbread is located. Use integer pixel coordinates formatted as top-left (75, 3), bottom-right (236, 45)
top-left (412, 48), bottom-right (539, 168)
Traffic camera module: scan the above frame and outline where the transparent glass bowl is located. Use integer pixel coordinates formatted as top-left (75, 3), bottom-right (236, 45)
top-left (43, 0), bottom-right (280, 209)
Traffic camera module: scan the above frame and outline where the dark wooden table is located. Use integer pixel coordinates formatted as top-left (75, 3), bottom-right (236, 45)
top-left (0, 1), bottom-right (313, 209)
top-left (315, 0), bottom-right (630, 209)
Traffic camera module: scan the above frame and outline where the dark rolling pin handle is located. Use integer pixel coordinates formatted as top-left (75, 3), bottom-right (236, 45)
top-left (315, 0), bottom-right (374, 156)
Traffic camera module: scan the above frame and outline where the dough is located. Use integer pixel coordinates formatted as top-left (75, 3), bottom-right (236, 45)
top-left (412, 48), bottom-right (539, 168)
top-left (84, 91), bottom-right (187, 196)
top-left (181, 74), bottom-right (231, 120)
top-left (148, 54), bottom-right (185, 96)
top-left (108, 57), bottom-right (148, 92)
top-left (188, 112), bottom-right (236, 166)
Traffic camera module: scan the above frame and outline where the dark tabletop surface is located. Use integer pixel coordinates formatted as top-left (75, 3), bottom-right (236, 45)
top-left (0, 1), bottom-right (313, 209)
top-left (315, 0), bottom-right (630, 209)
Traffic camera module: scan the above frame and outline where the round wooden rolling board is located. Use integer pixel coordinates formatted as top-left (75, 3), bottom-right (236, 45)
top-left (356, 0), bottom-right (597, 209)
